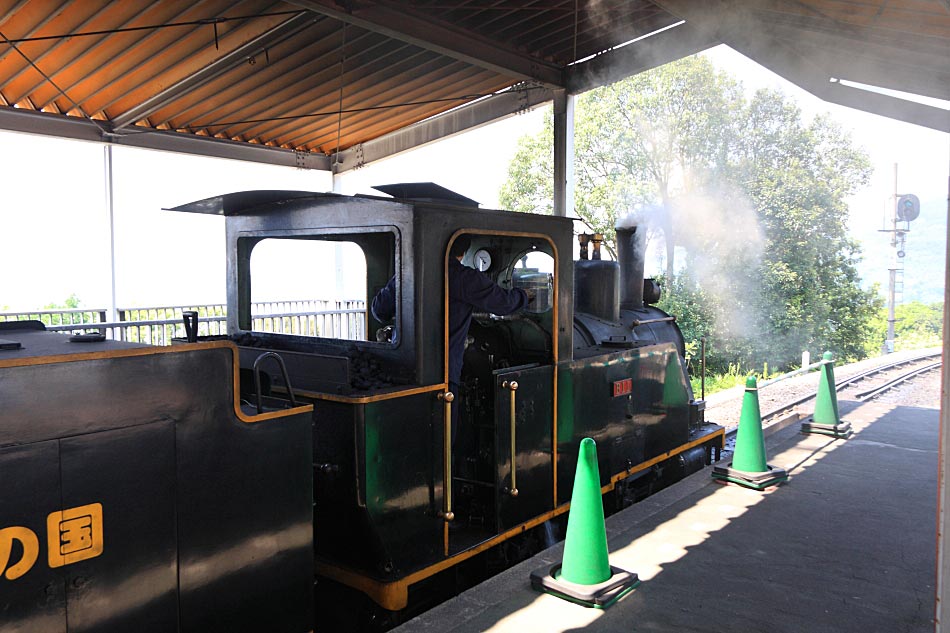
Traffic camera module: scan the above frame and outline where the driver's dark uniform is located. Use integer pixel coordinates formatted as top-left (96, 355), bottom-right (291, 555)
top-left (371, 260), bottom-right (528, 438)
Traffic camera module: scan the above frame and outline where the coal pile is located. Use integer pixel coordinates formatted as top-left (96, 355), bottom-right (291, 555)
top-left (346, 346), bottom-right (411, 391)
top-left (230, 332), bottom-right (267, 347)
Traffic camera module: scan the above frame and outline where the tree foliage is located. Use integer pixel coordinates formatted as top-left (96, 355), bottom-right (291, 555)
top-left (887, 301), bottom-right (944, 351)
top-left (43, 293), bottom-right (82, 310)
top-left (501, 54), bottom-right (880, 372)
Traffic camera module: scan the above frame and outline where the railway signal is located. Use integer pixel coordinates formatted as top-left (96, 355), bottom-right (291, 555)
top-left (897, 194), bottom-right (920, 222)
top-left (881, 164), bottom-right (920, 354)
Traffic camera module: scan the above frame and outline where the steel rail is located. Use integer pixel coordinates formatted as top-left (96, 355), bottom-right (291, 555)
top-left (760, 351), bottom-right (943, 425)
top-left (722, 351), bottom-right (942, 442)
top-left (832, 351), bottom-right (941, 391)
top-left (854, 361), bottom-right (943, 401)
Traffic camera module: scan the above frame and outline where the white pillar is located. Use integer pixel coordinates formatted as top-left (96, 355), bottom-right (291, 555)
top-left (331, 162), bottom-right (345, 194)
top-left (103, 145), bottom-right (118, 325)
top-left (553, 89), bottom-right (575, 218)
top-left (935, 166), bottom-right (949, 631)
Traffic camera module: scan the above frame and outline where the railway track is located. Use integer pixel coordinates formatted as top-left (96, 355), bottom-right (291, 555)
top-left (719, 351), bottom-right (942, 448)
top-left (851, 360), bottom-right (942, 401)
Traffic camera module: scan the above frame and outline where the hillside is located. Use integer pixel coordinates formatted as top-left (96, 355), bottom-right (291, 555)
top-left (851, 196), bottom-right (946, 305)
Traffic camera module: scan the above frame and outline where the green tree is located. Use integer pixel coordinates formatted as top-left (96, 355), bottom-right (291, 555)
top-left (39, 294), bottom-right (87, 327)
top-left (499, 127), bottom-right (553, 215)
top-left (738, 95), bottom-right (876, 364)
top-left (501, 55), bottom-right (742, 278)
top-left (500, 54), bottom-right (878, 373)
top-left (892, 301), bottom-right (944, 350)
top-left (44, 293), bottom-right (82, 310)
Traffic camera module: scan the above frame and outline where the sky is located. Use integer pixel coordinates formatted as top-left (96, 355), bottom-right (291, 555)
top-left (0, 44), bottom-right (947, 313)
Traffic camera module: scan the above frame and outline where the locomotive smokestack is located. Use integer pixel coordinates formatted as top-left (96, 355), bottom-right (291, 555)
top-left (616, 225), bottom-right (646, 311)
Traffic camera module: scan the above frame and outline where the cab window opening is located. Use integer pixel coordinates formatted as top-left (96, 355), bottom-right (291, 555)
top-left (511, 248), bottom-right (554, 315)
top-left (246, 232), bottom-right (397, 344)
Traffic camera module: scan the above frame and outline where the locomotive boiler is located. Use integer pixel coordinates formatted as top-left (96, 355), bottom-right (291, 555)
top-left (0, 184), bottom-right (723, 632)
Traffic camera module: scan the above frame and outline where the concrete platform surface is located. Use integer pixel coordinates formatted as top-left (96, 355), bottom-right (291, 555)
top-left (394, 400), bottom-right (938, 633)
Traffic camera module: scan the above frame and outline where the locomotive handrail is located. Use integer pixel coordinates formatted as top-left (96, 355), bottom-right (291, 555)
top-left (502, 380), bottom-right (519, 497)
top-left (253, 351), bottom-right (298, 414)
top-left (630, 316), bottom-right (676, 327)
top-left (438, 391), bottom-right (455, 529)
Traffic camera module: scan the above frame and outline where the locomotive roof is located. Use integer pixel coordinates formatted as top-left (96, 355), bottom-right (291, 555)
top-left (166, 190), bottom-right (335, 216)
top-left (167, 183), bottom-right (524, 218)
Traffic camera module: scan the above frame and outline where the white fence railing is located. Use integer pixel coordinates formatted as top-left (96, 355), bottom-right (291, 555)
top-left (0, 300), bottom-right (366, 346)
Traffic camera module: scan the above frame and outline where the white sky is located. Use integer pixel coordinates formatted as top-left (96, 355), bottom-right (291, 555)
top-left (0, 44), bottom-right (947, 313)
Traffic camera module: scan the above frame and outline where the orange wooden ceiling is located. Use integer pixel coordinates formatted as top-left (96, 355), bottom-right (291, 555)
top-left (0, 0), bottom-right (946, 165)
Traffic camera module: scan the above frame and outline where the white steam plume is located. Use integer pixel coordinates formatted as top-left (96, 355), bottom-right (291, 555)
top-left (672, 189), bottom-right (765, 341)
top-left (615, 188), bottom-right (766, 342)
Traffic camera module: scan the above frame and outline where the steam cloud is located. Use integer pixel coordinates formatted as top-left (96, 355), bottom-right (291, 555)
top-left (616, 186), bottom-right (766, 341)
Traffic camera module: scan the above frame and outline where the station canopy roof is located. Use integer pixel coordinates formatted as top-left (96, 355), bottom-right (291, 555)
top-left (0, 0), bottom-right (947, 173)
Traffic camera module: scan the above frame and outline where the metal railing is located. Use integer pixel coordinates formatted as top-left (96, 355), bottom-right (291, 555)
top-left (117, 304), bottom-right (228, 345)
top-left (252, 300), bottom-right (365, 340)
top-left (0, 308), bottom-right (108, 329)
top-left (0, 300), bottom-right (366, 346)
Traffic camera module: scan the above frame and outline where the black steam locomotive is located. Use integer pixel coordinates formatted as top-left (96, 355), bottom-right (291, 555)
top-left (0, 184), bottom-right (723, 632)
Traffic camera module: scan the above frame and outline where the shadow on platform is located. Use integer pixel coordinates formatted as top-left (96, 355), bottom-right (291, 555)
top-left (394, 400), bottom-right (938, 633)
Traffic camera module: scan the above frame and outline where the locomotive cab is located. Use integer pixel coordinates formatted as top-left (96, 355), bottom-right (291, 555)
top-left (169, 185), bottom-right (573, 607)
top-left (167, 184), bottom-right (722, 623)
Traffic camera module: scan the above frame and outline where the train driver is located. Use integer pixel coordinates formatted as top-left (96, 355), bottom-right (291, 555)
top-left (371, 234), bottom-right (531, 440)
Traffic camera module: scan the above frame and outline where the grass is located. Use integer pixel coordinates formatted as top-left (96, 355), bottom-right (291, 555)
top-left (690, 362), bottom-right (783, 398)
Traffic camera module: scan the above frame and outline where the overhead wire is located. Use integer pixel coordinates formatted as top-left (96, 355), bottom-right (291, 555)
top-left (0, 10), bottom-right (308, 45)
top-left (0, 6), bottom-right (549, 147)
top-left (0, 9), bottom-right (309, 138)
top-left (333, 22), bottom-right (347, 170)
top-left (0, 28), bottom-right (111, 135)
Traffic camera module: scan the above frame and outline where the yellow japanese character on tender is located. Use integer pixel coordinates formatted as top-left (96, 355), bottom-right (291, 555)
top-left (0, 526), bottom-right (39, 580)
top-left (47, 503), bottom-right (104, 568)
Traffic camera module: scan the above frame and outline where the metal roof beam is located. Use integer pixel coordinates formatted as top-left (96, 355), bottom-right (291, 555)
top-left (287, 0), bottom-right (565, 88)
top-left (753, 10), bottom-right (950, 101)
top-left (822, 82), bottom-right (950, 133)
top-left (111, 11), bottom-right (319, 130)
top-left (331, 84), bottom-right (553, 173)
top-left (566, 21), bottom-right (719, 95)
top-left (726, 29), bottom-right (950, 131)
top-left (0, 106), bottom-right (331, 168)
top-left (651, 0), bottom-right (950, 131)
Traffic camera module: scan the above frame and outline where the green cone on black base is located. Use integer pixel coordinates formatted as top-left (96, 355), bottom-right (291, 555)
top-left (801, 351), bottom-right (852, 438)
top-left (712, 376), bottom-right (788, 490)
top-left (530, 438), bottom-right (639, 608)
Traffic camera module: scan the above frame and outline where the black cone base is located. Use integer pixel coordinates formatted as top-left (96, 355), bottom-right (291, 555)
top-left (711, 463), bottom-right (788, 490)
top-left (801, 419), bottom-right (853, 439)
top-left (530, 563), bottom-right (639, 608)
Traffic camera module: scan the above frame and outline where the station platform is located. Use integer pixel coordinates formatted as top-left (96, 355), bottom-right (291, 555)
top-left (393, 400), bottom-right (938, 633)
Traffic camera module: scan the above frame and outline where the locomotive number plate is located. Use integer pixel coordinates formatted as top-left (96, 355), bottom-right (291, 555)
top-left (612, 378), bottom-right (633, 397)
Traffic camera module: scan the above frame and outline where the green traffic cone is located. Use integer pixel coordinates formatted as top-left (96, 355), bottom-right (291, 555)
top-left (712, 376), bottom-right (788, 490)
top-left (732, 375), bottom-right (768, 473)
top-left (801, 351), bottom-right (852, 438)
top-left (813, 351), bottom-right (841, 425)
top-left (530, 438), bottom-right (638, 607)
top-left (559, 438), bottom-right (611, 585)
